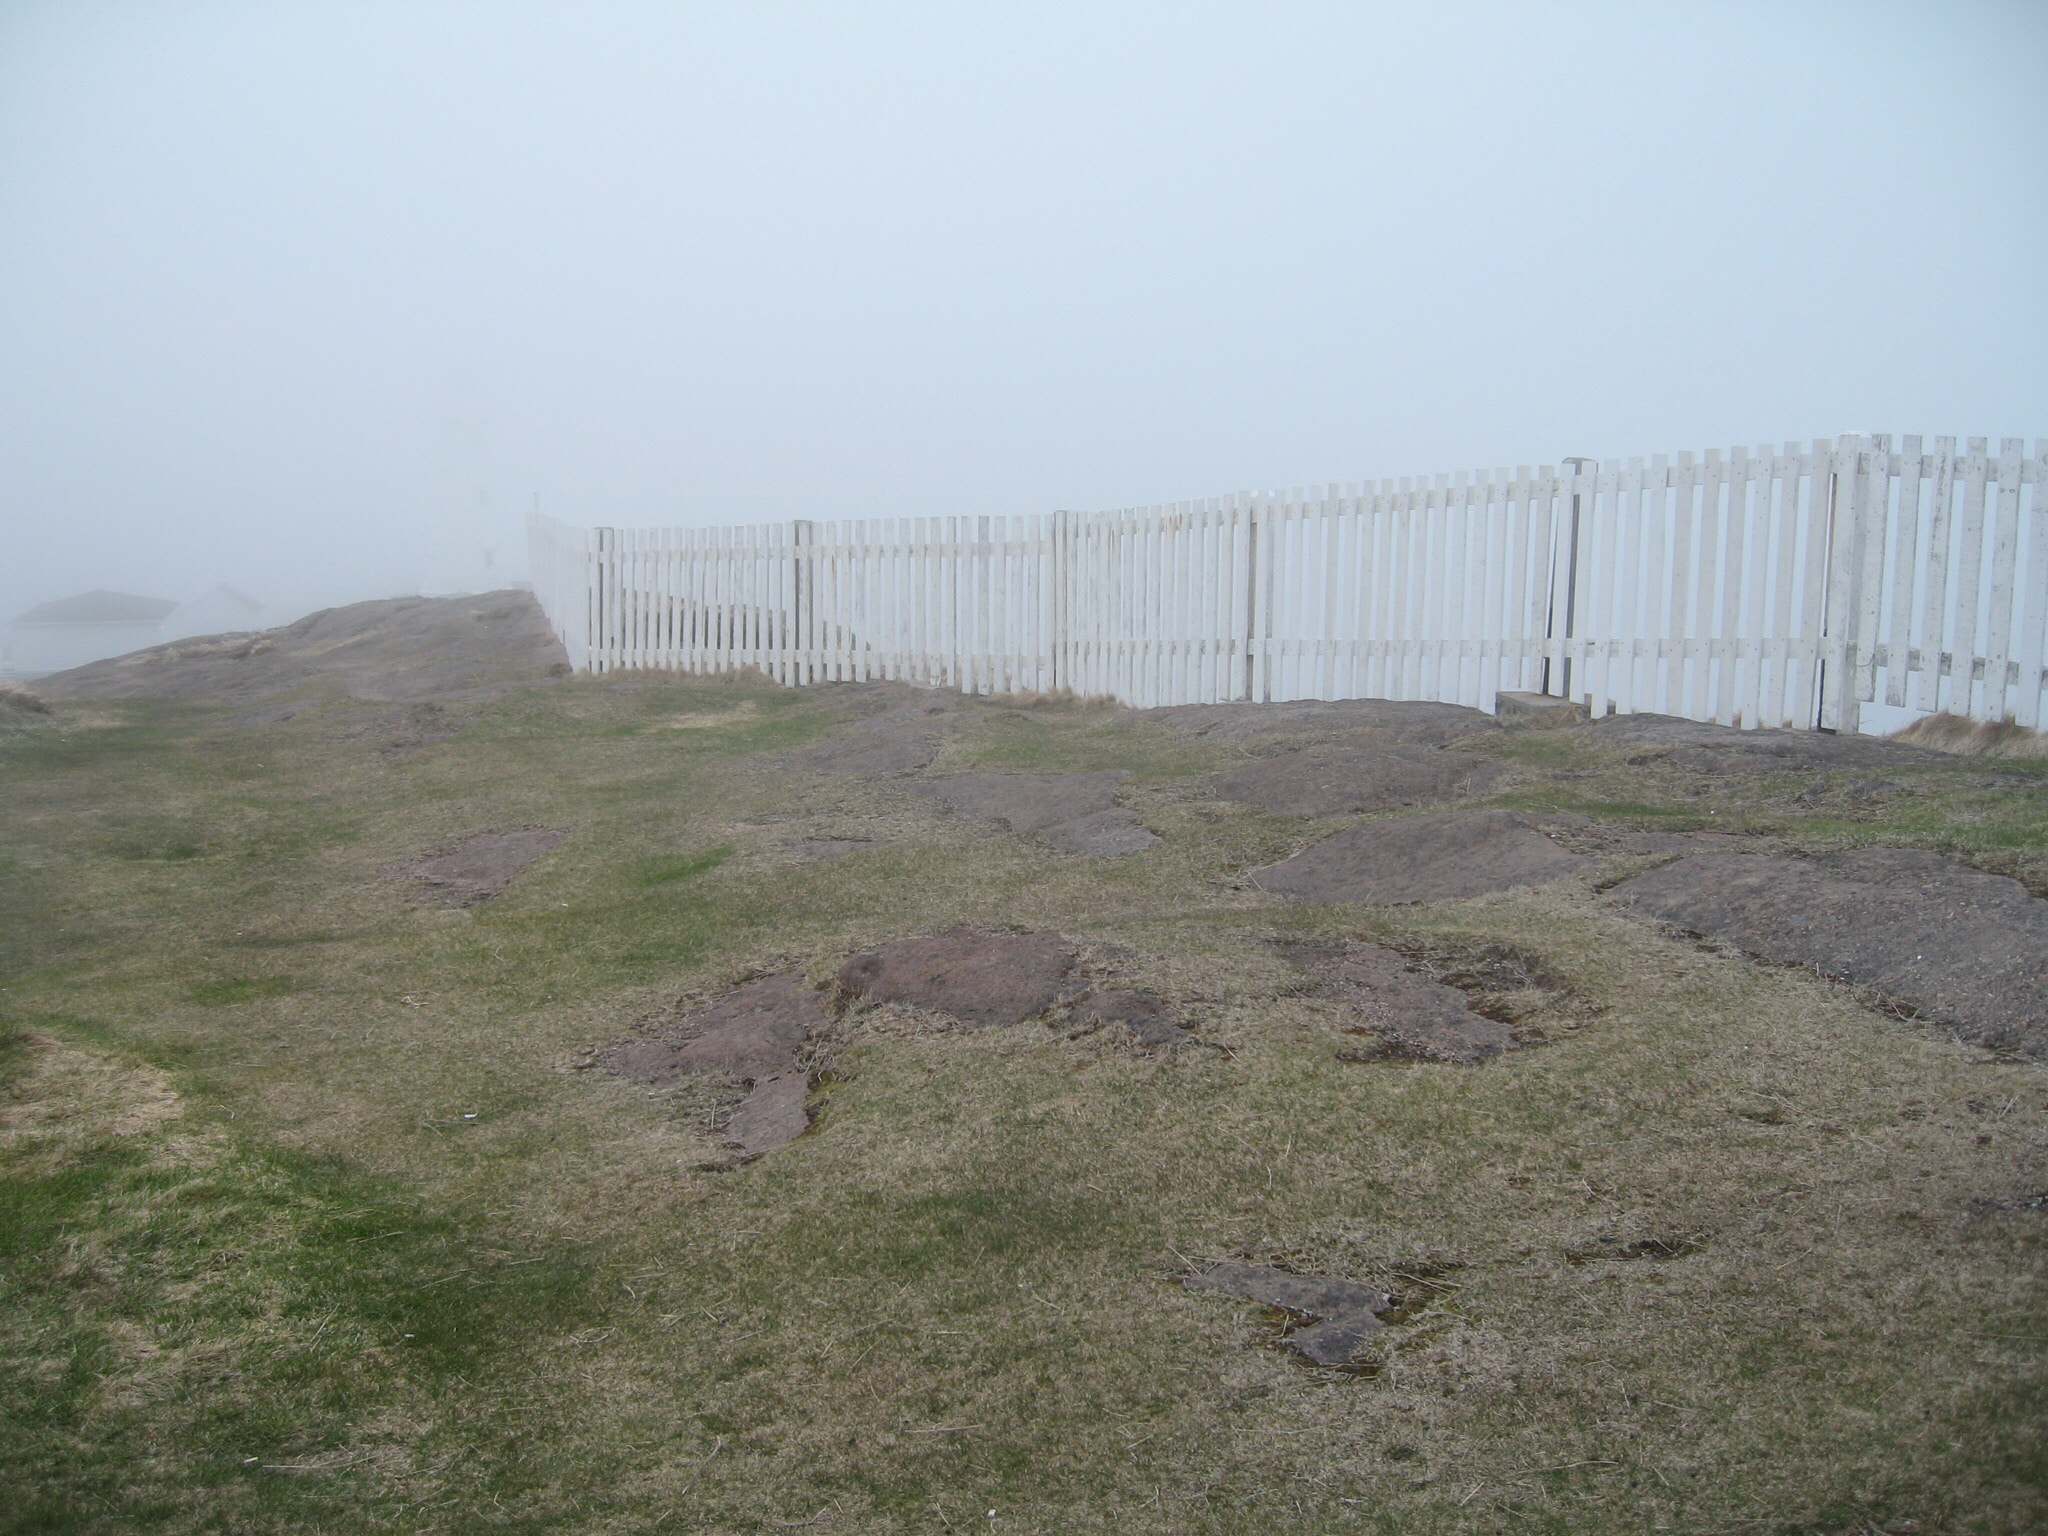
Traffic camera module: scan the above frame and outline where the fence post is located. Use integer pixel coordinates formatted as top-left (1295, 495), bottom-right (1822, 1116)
top-left (791, 518), bottom-right (815, 686)
top-left (1242, 498), bottom-right (1264, 702)
top-left (1817, 435), bottom-right (1862, 733)
top-left (1050, 510), bottom-right (1070, 693)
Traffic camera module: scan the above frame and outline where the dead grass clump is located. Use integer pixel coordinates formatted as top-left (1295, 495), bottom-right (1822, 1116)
top-left (1889, 710), bottom-right (2048, 759)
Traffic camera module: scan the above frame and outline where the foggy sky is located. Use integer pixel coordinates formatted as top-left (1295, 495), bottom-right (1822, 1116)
top-left (2, 1), bottom-right (2044, 627)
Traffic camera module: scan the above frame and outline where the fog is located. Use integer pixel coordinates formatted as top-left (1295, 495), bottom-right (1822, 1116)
top-left (2, 1), bottom-right (2043, 630)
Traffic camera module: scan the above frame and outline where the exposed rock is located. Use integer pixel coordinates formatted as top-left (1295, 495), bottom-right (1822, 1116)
top-left (918, 772), bottom-right (1158, 857)
top-left (1252, 810), bottom-right (1584, 904)
top-left (724, 1073), bottom-right (810, 1153)
top-left (1183, 1261), bottom-right (1392, 1365)
top-left (36, 591), bottom-right (569, 705)
top-left (1068, 989), bottom-right (1191, 1047)
top-left (838, 927), bottom-right (1072, 1028)
top-left (1151, 697), bottom-right (1495, 746)
top-left (1212, 743), bottom-right (1503, 818)
top-left (1279, 941), bottom-right (1514, 1062)
top-left (410, 828), bottom-right (570, 905)
top-left (1615, 849), bottom-right (2048, 1056)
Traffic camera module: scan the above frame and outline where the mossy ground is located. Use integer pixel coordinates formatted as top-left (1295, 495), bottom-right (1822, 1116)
top-left (3, 672), bottom-right (2045, 1534)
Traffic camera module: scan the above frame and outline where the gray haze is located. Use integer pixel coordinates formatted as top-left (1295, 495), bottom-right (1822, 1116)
top-left (2, 1), bottom-right (2044, 628)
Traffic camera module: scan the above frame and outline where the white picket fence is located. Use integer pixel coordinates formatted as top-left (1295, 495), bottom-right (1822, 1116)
top-left (526, 433), bottom-right (2048, 732)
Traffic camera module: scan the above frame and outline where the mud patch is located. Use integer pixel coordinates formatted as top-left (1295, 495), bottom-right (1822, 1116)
top-left (1066, 989), bottom-right (1192, 1048)
top-left (1615, 849), bottom-right (2048, 1056)
top-left (838, 928), bottom-right (1072, 1028)
top-left (1183, 1262), bottom-right (1393, 1366)
top-left (1212, 743), bottom-right (1503, 818)
top-left (917, 772), bottom-right (1159, 857)
top-left (1278, 942), bottom-right (1515, 1063)
top-left (1253, 809), bottom-right (1584, 904)
top-left (410, 828), bottom-right (570, 905)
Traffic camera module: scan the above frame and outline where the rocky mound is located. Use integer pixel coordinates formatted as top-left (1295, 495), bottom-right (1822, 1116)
top-left (34, 591), bottom-right (570, 706)
top-left (917, 772), bottom-right (1158, 856)
top-left (1615, 849), bottom-right (2048, 1056)
top-left (1253, 810), bottom-right (1585, 904)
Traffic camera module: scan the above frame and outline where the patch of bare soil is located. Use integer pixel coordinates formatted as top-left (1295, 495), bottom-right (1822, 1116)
top-left (1581, 712), bottom-right (1942, 773)
top-left (1065, 989), bottom-right (1192, 1048)
top-left (837, 927), bottom-right (1073, 1028)
top-left (602, 973), bottom-right (831, 1153)
top-left (410, 828), bottom-right (570, 906)
top-left (1183, 1261), bottom-right (1393, 1366)
top-left (917, 772), bottom-right (1159, 856)
top-left (36, 591), bottom-right (571, 706)
top-left (1151, 696), bottom-right (1495, 746)
top-left (1211, 742), bottom-right (1503, 817)
top-left (1615, 849), bottom-right (2048, 1056)
top-left (1252, 809), bottom-right (1585, 904)
top-left (1277, 941), bottom-right (1514, 1063)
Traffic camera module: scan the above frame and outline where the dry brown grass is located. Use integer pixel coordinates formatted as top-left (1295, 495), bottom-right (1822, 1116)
top-left (1892, 710), bottom-right (2048, 759)
top-left (3, 671), bottom-right (2044, 1533)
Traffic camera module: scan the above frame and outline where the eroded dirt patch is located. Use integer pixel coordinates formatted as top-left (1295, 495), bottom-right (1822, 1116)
top-left (1183, 1261), bottom-right (1393, 1366)
top-left (1253, 809), bottom-right (1585, 904)
top-left (1278, 941), bottom-right (1514, 1063)
top-left (917, 772), bottom-right (1159, 856)
top-left (1615, 849), bottom-right (2048, 1056)
top-left (1212, 743), bottom-right (1503, 817)
top-left (410, 828), bottom-right (570, 905)
top-left (838, 927), bottom-right (1073, 1028)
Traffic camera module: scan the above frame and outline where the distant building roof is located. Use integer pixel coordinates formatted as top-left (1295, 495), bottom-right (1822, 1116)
top-left (12, 590), bottom-right (180, 626)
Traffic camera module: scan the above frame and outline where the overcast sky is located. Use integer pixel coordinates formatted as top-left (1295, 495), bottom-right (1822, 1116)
top-left (1, 1), bottom-right (2043, 623)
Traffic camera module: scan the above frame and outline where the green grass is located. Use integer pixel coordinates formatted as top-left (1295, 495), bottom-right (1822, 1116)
top-left (3, 671), bottom-right (2045, 1533)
